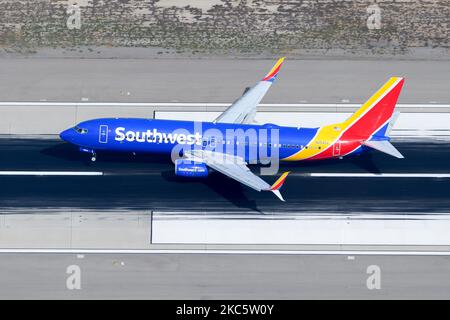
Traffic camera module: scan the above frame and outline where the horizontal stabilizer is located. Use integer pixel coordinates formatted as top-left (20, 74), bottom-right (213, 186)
top-left (363, 140), bottom-right (404, 159)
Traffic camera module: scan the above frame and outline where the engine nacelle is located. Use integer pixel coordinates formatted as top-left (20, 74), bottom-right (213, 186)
top-left (175, 159), bottom-right (209, 178)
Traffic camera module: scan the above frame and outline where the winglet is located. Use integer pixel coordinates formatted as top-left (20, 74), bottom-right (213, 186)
top-left (261, 57), bottom-right (285, 82)
top-left (272, 190), bottom-right (285, 202)
top-left (269, 171), bottom-right (290, 201)
top-left (270, 171), bottom-right (290, 191)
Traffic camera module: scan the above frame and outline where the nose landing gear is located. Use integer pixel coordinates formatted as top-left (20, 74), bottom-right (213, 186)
top-left (79, 147), bottom-right (97, 162)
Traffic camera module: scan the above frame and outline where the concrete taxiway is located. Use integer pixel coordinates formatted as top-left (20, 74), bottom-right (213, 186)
top-left (0, 252), bottom-right (450, 299)
top-left (0, 58), bottom-right (449, 103)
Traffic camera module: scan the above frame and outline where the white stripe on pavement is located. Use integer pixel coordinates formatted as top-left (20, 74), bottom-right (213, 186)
top-left (0, 102), bottom-right (449, 108)
top-left (0, 248), bottom-right (449, 256)
top-left (2, 172), bottom-right (448, 178)
top-left (0, 171), bottom-right (103, 176)
top-left (307, 173), bottom-right (450, 178)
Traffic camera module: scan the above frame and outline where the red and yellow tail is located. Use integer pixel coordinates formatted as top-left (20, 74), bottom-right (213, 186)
top-left (284, 77), bottom-right (405, 161)
top-left (341, 77), bottom-right (404, 139)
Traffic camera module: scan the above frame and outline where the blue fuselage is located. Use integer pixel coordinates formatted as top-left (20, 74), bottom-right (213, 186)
top-left (59, 118), bottom-right (332, 162)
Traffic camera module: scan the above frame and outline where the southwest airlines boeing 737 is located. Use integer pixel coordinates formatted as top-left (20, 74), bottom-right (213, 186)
top-left (60, 58), bottom-right (405, 201)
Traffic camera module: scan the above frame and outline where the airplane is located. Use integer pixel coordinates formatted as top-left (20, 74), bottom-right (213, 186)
top-left (60, 57), bottom-right (405, 201)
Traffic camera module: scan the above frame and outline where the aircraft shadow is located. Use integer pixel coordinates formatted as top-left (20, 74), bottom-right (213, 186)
top-left (43, 142), bottom-right (380, 212)
top-left (279, 153), bottom-right (382, 174)
top-left (161, 170), bottom-right (263, 213)
top-left (45, 142), bottom-right (263, 212)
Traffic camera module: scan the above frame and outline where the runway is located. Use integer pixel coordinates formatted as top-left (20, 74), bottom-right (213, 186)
top-left (1, 137), bottom-right (450, 214)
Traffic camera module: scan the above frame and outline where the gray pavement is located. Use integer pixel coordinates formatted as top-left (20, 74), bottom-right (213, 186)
top-left (0, 253), bottom-right (449, 299)
top-left (0, 58), bottom-right (449, 103)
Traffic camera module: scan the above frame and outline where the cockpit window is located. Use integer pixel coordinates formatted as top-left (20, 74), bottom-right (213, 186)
top-left (74, 126), bottom-right (88, 134)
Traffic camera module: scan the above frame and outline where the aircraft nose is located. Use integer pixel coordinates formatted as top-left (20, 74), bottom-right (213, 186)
top-left (59, 129), bottom-right (73, 142)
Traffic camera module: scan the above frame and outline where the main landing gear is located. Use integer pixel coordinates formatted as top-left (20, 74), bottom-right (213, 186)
top-left (79, 147), bottom-right (97, 162)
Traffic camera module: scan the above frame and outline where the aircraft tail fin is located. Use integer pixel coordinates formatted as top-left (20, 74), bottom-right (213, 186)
top-left (341, 77), bottom-right (404, 140)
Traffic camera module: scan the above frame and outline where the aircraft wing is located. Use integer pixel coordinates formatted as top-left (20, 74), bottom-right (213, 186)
top-left (186, 150), bottom-right (290, 201)
top-left (213, 57), bottom-right (285, 125)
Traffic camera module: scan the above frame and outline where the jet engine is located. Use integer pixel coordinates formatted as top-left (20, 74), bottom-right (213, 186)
top-left (174, 159), bottom-right (209, 177)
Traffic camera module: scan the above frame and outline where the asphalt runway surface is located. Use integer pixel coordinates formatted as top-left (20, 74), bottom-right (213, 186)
top-left (0, 58), bottom-right (449, 103)
top-left (1, 253), bottom-right (450, 299)
top-left (1, 138), bottom-right (450, 214)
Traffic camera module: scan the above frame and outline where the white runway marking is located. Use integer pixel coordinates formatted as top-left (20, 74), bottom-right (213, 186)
top-left (0, 171), bottom-right (103, 176)
top-left (2, 172), bottom-right (448, 178)
top-left (0, 102), bottom-right (449, 108)
top-left (307, 173), bottom-right (450, 178)
top-left (0, 249), bottom-right (449, 256)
